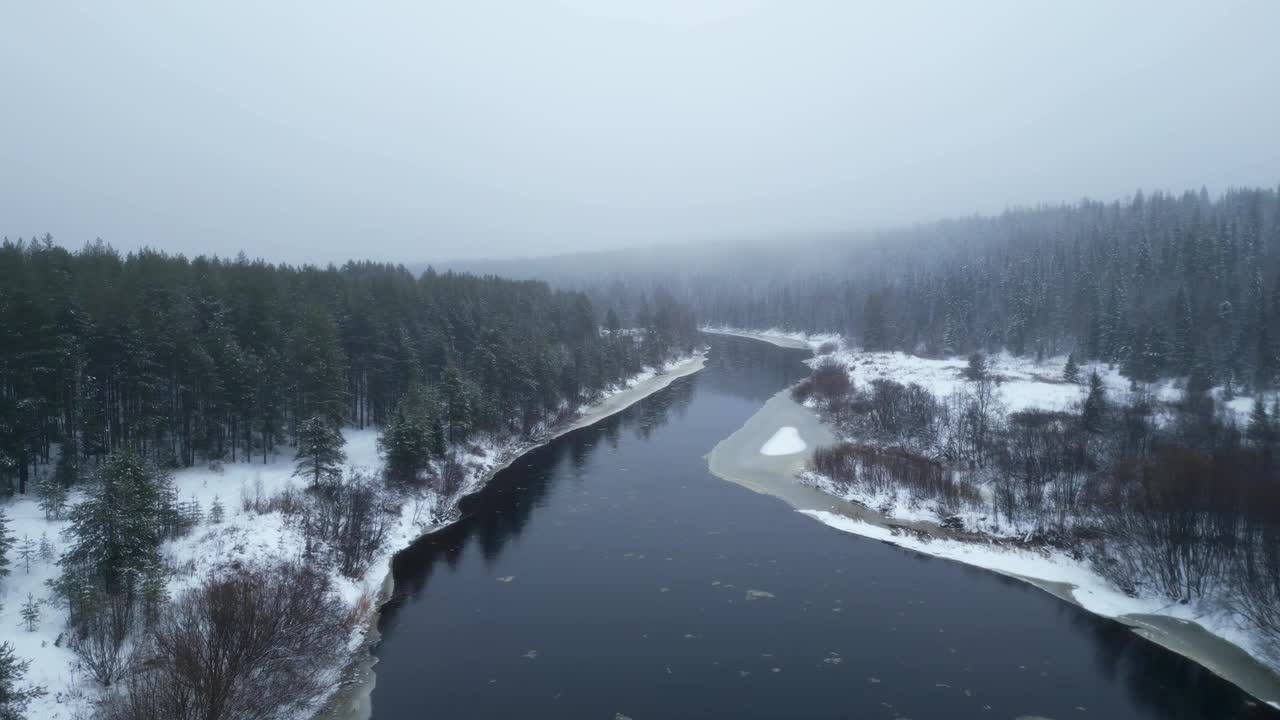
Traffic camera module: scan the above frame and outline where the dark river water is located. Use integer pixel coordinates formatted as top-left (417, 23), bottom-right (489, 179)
top-left (369, 335), bottom-right (1278, 720)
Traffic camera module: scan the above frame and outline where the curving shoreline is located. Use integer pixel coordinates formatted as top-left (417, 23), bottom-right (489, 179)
top-left (313, 350), bottom-right (708, 720)
top-left (705, 331), bottom-right (1280, 710)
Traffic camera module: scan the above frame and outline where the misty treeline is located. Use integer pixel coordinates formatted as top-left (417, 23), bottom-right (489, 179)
top-left (797, 357), bottom-right (1280, 661)
top-left (490, 186), bottom-right (1280, 393)
top-left (0, 237), bottom-right (697, 497)
top-left (0, 237), bottom-right (698, 718)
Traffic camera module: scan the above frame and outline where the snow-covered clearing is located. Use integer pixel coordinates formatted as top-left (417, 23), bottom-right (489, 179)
top-left (1, 351), bottom-right (705, 720)
top-left (760, 426), bottom-right (806, 456)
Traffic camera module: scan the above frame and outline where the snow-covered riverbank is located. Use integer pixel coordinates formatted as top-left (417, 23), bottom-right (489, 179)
top-left (0, 351), bottom-right (706, 720)
top-left (702, 327), bottom-right (1280, 709)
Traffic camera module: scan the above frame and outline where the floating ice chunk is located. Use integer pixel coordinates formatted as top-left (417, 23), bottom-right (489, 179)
top-left (522, 650), bottom-right (538, 660)
top-left (496, 575), bottom-right (516, 582)
top-left (760, 426), bottom-right (806, 456)
top-left (745, 589), bottom-right (775, 600)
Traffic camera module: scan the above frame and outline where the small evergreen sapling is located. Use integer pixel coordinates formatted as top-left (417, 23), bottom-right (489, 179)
top-left (37, 477), bottom-right (68, 521)
top-left (38, 533), bottom-right (54, 563)
top-left (16, 536), bottom-right (36, 574)
top-left (209, 495), bottom-right (225, 525)
top-left (19, 594), bottom-right (39, 631)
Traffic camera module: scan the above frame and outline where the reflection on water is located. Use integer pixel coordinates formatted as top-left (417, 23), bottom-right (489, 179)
top-left (370, 336), bottom-right (1278, 720)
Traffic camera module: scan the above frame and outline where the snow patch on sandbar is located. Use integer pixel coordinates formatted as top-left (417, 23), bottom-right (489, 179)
top-left (760, 426), bottom-right (806, 456)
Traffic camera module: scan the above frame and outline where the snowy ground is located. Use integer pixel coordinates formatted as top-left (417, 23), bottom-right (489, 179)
top-left (702, 325), bottom-right (1258, 421)
top-left (706, 327), bottom-right (1280, 705)
top-left (1, 351), bottom-right (706, 720)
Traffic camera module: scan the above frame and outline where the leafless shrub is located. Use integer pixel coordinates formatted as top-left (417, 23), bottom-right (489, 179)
top-left (103, 561), bottom-right (349, 720)
top-left (69, 592), bottom-right (133, 687)
top-left (302, 471), bottom-right (390, 577)
top-left (812, 442), bottom-right (979, 514)
top-left (810, 360), bottom-right (852, 405)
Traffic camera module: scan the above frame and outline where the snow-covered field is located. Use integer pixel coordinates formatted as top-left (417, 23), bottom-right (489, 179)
top-left (1, 351), bottom-right (705, 720)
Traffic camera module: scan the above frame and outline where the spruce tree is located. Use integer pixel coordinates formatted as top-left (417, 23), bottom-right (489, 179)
top-left (0, 641), bottom-right (45, 716)
top-left (1063, 352), bottom-right (1080, 383)
top-left (18, 594), bottom-right (38, 632)
top-left (379, 383), bottom-right (441, 485)
top-left (1247, 397), bottom-right (1273, 445)
top-left (16, 537), bottom-right (35, 574)
top-left (37, 476), bottom-right (67, 521)
top-left (1081, 371), bottom-right (1107, 433)
top-left (38, 533), bottom-right (53, 563)
top-left (209, 496), bottom-right (225, 525)
top-left (293, 416), bottom-right (346, 488)
top-left (57, 450), bottom-right (164, 603)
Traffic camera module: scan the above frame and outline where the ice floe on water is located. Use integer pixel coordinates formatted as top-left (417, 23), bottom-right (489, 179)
top-left (745, 589), bottom-right (776, 600)
top-left (760, 425), bottom-right (806, 455)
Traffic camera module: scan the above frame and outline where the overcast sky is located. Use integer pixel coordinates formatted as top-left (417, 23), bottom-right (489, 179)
top-left (2, 1), bottom-right (1278, 265)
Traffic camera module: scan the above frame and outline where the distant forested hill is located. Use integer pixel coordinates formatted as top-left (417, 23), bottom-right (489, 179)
top-left (437, 186), bottom-right (1280, 391)
top-left (0, 240), bottom-right (697, 495)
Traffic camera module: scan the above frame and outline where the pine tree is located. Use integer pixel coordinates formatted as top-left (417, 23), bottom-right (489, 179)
top-left (0, 641), bottom-right (45, 715)
top-left (1247, 397), bottom-right (1273, 445)
top-left (1081, 371), bottom-right (1107, 433)
top-left (293, 416), bottom-right (346, 488)
top-left (0, 510), bottom-right (11, 579)
top-left (36, 476), bottom-right (68, 521)
top-left (16, 536), bottom-right (35, 574)
top-left (38, 533), bottom-right (53, 563)
top-left (379, 383), bottom-right (442, 485)
top-left (57, 450), bottom-right (164, 603)
top-left (1063, 352), bottom-right (1080, 383)
top-left (18, 594), bottom-right (38, 631)
top-left (209, 495), bottom-right (225, 525)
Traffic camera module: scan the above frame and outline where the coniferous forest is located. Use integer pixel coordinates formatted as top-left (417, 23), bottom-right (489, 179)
top-left (0, 238), bottom-right (698, 496)
top-left (462, 187), bottom-right (1280, 391)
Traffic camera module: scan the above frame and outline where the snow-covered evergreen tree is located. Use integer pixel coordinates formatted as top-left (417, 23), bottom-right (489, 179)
top-left (293, 416), bottom-right (346, 488)
top-left (1062, 353), bottom-right (1080, 383)
top-left (36, 476), bottom-right (67, 521)
top-left (18, 594), bottom-right (39, 632)
top-left (16, 537), bottom-right (35, 574)
top-left (0, 641), bottom-right (44, 716)
top-left (209, 495), bottom-right (225, 525)
top-left (57, 450), bottom-right (164, 605)
top-left (380, 383), bottom-right (444, 485)
top-left (1081, 371), bottom-right (1107, 433)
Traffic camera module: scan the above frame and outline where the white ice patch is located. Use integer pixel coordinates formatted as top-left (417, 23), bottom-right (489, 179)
top-left (760, 426), bottom-right (806, 456)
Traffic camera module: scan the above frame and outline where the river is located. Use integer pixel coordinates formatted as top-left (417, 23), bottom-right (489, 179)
top-left (365, 335), bottom-right (1278, 719)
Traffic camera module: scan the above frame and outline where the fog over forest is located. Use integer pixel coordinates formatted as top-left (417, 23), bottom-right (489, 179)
top-left (3, 0), bottom-right (1280, 263)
